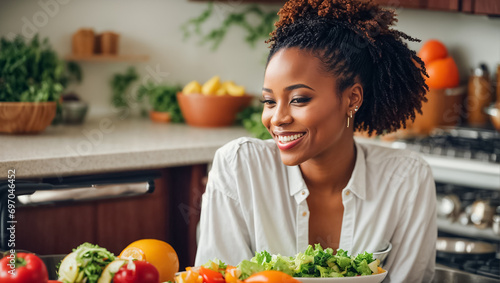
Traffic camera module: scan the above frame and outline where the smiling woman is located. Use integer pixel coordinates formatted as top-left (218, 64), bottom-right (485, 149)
top-left (195, 1), bottom-right (436, 283)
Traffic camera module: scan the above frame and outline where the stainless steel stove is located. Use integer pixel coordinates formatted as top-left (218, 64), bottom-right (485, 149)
top-left (436, 251), bottom-right (500, 280)
top-left (394, 127), bottom-right (500, 164)
top-left (386, 127), bottom-right (500, 190)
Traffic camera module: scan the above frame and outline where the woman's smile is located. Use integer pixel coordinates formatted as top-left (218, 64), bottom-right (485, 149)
top-left (275, 132), bottom-right (306, 150)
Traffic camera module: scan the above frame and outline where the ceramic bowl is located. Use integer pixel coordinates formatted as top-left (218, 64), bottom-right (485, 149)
top-left (61, 101), bottom-right (89, 124)
top-left (372, 242), bottom-right (392, 267)
top-left (295, 271), bottom-right (387, 283)
top-left (177, 93), bottom-right (253, 127)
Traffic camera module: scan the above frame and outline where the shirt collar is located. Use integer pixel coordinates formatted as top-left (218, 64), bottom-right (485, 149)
top-left (286, 141), bottom-right (367, 200)
top-left (345, 141), bottom-right (367, 200)
top-left (287, 165), bottom-right (307, 197)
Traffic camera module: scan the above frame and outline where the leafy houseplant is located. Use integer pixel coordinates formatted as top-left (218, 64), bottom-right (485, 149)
top-left (110, 67), bottom-right (139, 111)
top-left (137, 82), bottom-right (183, 123)
top-left (236, 105), bottom-right (271, 140)
top-left (0, 35), bottom-right (64, 102)
top-left (0, 35), bottom-right (66, 133)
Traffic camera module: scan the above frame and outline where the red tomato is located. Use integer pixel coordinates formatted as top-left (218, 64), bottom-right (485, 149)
top-left (199, 266), bottom-right (225, 283)
top-left (244, 271), bottom-right (300, 283)
top-left (113, 260), bottom-right (160, 283)
top-left (0, 252), bottom-right (49, 283)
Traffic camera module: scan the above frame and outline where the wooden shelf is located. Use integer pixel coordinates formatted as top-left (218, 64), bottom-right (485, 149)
top-left (64, 54), bottom-right (149, 62)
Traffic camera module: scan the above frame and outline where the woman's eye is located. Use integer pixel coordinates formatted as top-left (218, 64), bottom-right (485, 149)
top-left (260, 99), bottom-right (276, 106)
top-left (290, 97), bottom-right (312, 104)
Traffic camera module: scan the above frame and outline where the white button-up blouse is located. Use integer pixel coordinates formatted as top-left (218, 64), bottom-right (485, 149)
top-left (195, 137), bottom-right (436, 283)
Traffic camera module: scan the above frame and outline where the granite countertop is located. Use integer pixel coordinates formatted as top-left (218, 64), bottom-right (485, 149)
top-left (0, 115), bottom-right (250, 179)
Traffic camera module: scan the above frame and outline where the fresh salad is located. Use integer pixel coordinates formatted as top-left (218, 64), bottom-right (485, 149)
top-left (58, 243), bottom-right (116, 283)
top-left (176, 244), bottom-right (385, 283)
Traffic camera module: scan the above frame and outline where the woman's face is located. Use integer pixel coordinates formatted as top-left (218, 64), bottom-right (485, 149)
top-left (262, 47), bottom-right (357, 166)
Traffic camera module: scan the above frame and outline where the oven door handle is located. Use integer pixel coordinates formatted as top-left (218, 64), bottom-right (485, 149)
top-left (0, 170), bottom-right (161, 251)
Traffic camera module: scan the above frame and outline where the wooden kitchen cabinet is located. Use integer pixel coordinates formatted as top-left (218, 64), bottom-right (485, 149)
top-left (364, 0), bottom-right (459, 11)
top-left (16, 169), bottom-right (172, 256)
top-left (15, 165), bottom-right (208, 269)
top-left (193, 0), bottom-right (500, 13)
top-left (462, 0), bottom-right (500, 15)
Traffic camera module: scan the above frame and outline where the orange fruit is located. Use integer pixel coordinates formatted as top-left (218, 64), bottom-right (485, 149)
top-left (244, 271), bottom-right (300, 283)
top-left (418, 39), bottom-right (448, 66)
top-left (425, 56), bottom-right (460, 89)
top-left (120, 239), bottom-right (179, 282)
top-left (119, 246), bottom-right (146, 261)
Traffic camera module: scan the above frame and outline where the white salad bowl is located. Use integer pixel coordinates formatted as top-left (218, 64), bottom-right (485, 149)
top-left (294, 271), bottom-right (387, 283)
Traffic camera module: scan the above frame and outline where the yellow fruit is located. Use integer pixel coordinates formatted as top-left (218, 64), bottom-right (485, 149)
top-left (120, 239), bottom-right (179, 282)
top-left (202, 76), bottom-right (221, 96)
top-left (221, 81), bottom-right (234, 89)
top-left (215, 87), bottom-right (227, 96)
top-left (183, 80), bottom-right (202, 95)
top-left (226, 83), bottom-right (245, 96)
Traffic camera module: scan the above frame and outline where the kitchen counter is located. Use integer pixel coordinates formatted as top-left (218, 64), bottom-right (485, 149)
top-left (2, 115), bottom-right (498, 188)
top-left (0, 115), bottom-right (250, 179)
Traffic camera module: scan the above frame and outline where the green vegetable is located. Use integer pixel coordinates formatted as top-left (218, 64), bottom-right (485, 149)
top-left (237, 260), bottom-right (266, 280)
top-left (236, 105), bottom-right (271, 140)
top-left (241, 244), bottom-right (380, 278)
top-left (110, 66), bottom-right (138, 110)
top-left (70, 242), bottom-right (115, 283)
top-left (0, 35), bottom-right (65, 102)
top-left (137, 82), bottom-right (184, 122)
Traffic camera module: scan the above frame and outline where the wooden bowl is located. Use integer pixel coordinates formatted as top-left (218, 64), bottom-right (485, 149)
top-left (0, 102), bottom-right (57, 134)
top-left (177, 93), bottom-right (253, 127)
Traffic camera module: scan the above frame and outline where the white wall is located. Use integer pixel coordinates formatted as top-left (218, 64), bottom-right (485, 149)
top-left (1, 0), bottom-right (499, 114)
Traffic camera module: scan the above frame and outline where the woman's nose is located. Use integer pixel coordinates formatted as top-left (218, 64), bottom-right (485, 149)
top-left (271, 103), bottom-right (293, 126)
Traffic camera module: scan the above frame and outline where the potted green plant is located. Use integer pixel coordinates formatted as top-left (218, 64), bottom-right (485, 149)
top-left (110, 66), bottom-right (138, 115)
top-left (0, 35), bottom-right (65, 133)
top-left (137, 82), bottom-right (183, 123)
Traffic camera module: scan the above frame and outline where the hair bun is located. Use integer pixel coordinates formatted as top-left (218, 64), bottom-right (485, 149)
top-left (270, 0), bottom-right (399, 49)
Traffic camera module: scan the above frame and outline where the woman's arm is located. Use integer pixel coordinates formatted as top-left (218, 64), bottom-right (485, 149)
top-left (194, 148), bottom-right (254, 266)
top-left (385, 163), bottom-right (437, 283)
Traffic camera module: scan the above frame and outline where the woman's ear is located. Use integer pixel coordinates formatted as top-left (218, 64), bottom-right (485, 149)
top-left (347, 83), bottom-right (363, 112)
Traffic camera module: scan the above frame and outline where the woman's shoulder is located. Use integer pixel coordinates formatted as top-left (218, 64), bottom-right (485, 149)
top-left (216, 137), bottom-right (278, 163)
top-left (357, 140), bottom-right (430, 171)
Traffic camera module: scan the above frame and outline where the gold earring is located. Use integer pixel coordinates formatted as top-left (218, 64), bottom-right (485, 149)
top-left (347, 110), bottom-right (352, 128)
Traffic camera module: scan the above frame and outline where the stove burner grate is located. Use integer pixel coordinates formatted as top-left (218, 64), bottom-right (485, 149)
top-left (399, 128), bottom-right (500, 163)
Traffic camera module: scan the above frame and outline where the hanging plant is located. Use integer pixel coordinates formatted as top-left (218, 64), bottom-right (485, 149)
top-left (181, 2), bottom-right (279, 50)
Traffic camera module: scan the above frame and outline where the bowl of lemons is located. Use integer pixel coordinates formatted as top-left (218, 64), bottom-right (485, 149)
top-left (178, 76), bottom-right (254, 127)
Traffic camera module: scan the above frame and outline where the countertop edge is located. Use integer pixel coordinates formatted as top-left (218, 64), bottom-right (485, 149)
top-left (0, 146), bottom-right (221, 179)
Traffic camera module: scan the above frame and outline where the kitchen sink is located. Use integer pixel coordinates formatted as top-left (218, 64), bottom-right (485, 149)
top-left (434, 265), bottom-right (499, 283)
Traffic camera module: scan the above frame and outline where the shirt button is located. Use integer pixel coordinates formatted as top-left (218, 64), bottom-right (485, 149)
top-left (302, 212), bottom-right (307, 217)
top-left (345, 190), bottom-right (351, 196)
top-left (301, 190), bottom-right (306, 195)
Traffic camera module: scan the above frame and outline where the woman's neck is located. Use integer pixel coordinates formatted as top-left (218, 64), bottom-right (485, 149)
top-left (299, 137), bottom-right (357, 195)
